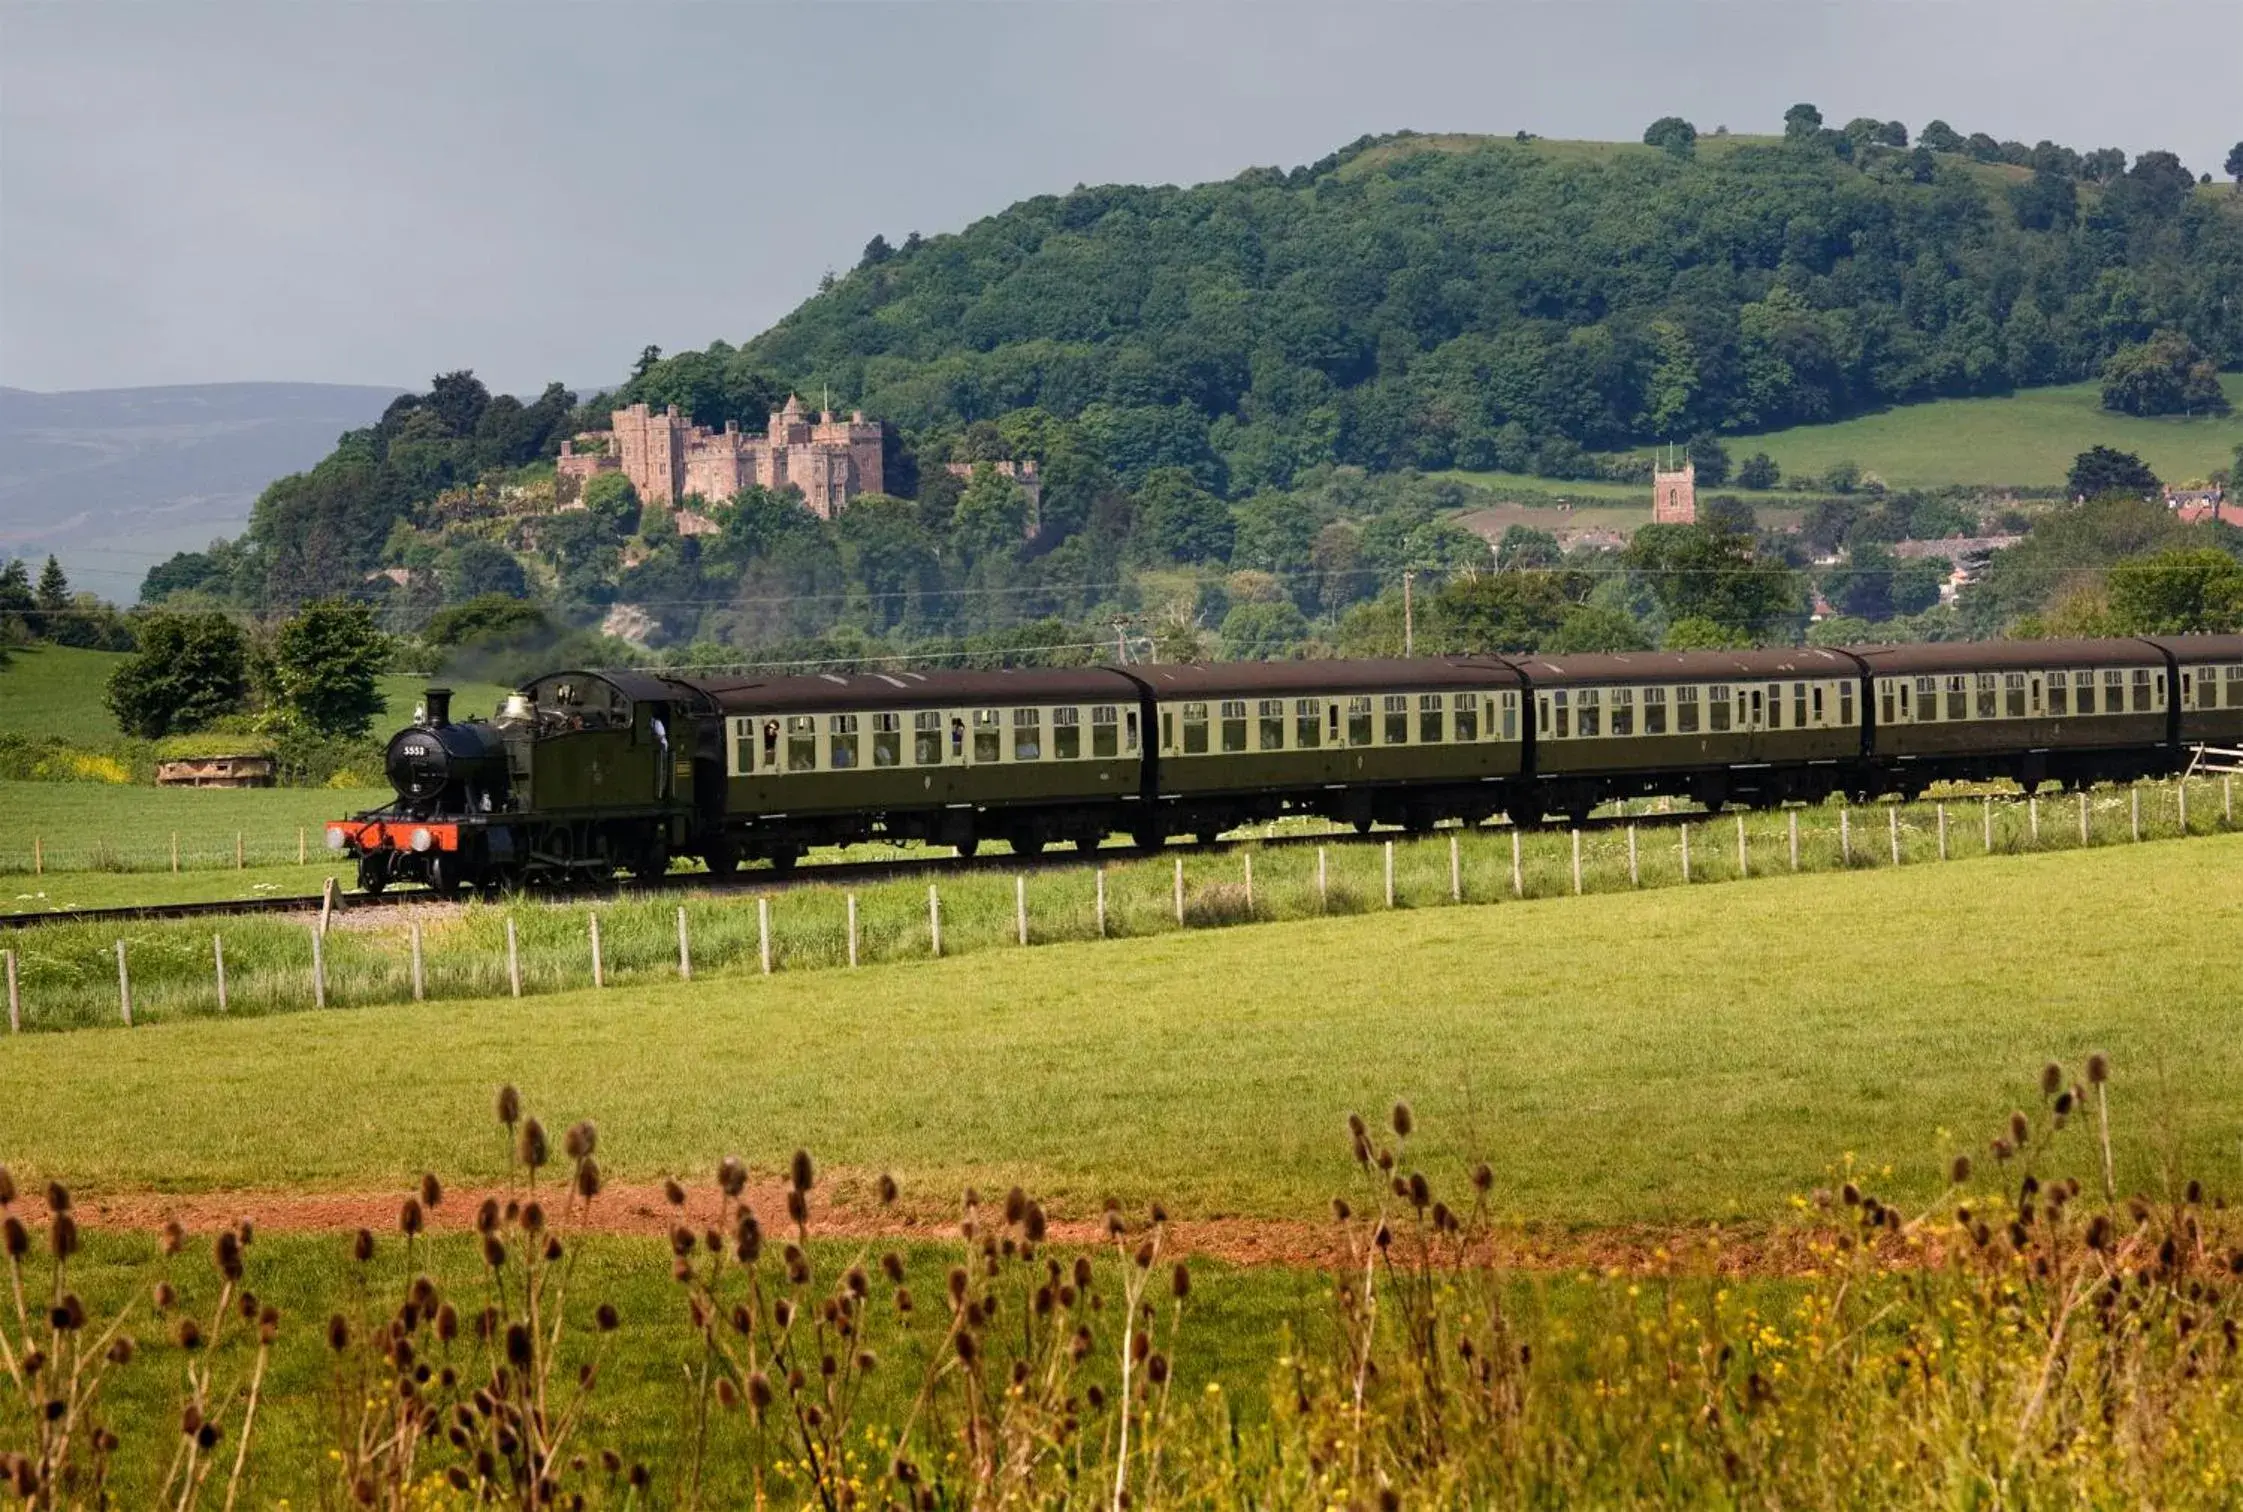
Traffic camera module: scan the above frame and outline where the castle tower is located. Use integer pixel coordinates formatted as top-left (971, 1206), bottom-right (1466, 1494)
top-left (1652, 454), bottom-right (1696, 525)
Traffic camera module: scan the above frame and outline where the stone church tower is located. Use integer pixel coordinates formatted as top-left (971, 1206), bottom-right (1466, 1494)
top-left (1652, 454), bottom-right (1697, 525)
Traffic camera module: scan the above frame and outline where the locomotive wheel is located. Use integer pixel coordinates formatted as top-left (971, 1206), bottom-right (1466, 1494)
top-left (628, 843), bottom-right (670, 884)
top-left (357, 852), bottom-right (390, 896)
top-left (955, 836), bottom-right (980, 859)
top-left (1011, 834), bottom-right (1046, 858)
top-left (1073, 836), bottom-right (1101, 855)
top-left (702, 840), bottom-right (739, 878)
top-left (768, 848), bottom-right (801, 875)
top-left (425, 853), bottom-right (460, 897)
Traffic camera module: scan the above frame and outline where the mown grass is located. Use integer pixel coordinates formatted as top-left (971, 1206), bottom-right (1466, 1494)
top-left (0, 779), bottom-right (388, 876)
top-left (1, 832), bottom-right (2236, 1226)
top-left (0, 645), bottom-right (131, 743)
top-left (1734, 374), bottom-right (2243, 490)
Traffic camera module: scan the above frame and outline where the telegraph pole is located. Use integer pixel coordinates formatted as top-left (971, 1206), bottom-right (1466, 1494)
top-left (1403, 569), bottom-right (1416, 657)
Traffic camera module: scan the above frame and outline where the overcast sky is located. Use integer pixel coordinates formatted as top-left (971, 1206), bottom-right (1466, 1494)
top-left (4, 0), bottom-right (2238, 396)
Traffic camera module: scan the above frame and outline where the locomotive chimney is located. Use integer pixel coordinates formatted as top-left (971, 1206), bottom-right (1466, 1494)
top-left (424, 687), bottom-right (452, 727)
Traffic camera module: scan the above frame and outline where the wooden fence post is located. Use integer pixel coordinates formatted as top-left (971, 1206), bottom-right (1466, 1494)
top-left (314, 924), bottom-right (330, 1008)
top-left (410, 922), bottom-right (424, 1002)
top-left (759, 896), bottom-right (773, 974)
top-left (928, 885), bottom-right (942, 958)
top-left (1384, 841), bottom-right (1396, 907)
top-left (504, 917), bottom-right (519, 999)
top-left (1888, 806), bottom-right (1900, 866)
top-left (1982, 797), bottom-right (1992, 853)
top-left (2029, 795), bottom-right (2039, 846)
top-left (2225, 776), bottom-right (2233, 825)
top-left (1627, 825), bottom-right (1639, 887)
top-left (2078, 791), bottom-right (2089, 846)
top-left (676, 906), bottom-right (692, 981)
top-left (2131, 787), bottom-right (2141, 842)
top-left (115, 940), bottom-right (131, 1027)
top-left (1449, 835), bottom-right (1461, 902)
top-left (1244, 852), bottom-right (1255, 912)
top-left (1680, 821), bottom-right (1692, 883)
top-left (4, 949), bottom-right (18, 1033)
top-left (171, 832), bottom-right (179, 874)
top-left (1316, 846), bottom-right (1329, 911)
top-left (847, 894), bottom-right (860, 965)
top-left (1938, 802), bottom-right (1948, 860)
top-left (214, 934), bottom-right (227, 1013)
top-left (590, 913), bottom-right (604, 989)
top-left (298, 827), bottom-right (306, 865)
top-left (2177, 778), bottom-right (2188, 834)
top-left (1510, 830), bottom-right (1523, 898)
top-left (1788, 810), bottom-right (1800, 872)
top-left (1173, 857), bottom-right (1185, 925)
top-left (33, 836), bottom-right (41, 875)
top-left (1014, 877), bottom-right (1028, 946)
top-left (1570, 830), bottom-right (1582, 895)
top-left (319, 876), bottom-right (336, 938)
top-left (1840, 806), bottom-right (1851, 864)
top-left (236, 831), bottom-right (244, 870)
top-left (1737, 814), bottom-right (1749, 878)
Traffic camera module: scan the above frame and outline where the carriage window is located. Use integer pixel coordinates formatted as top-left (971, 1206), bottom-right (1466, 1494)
top-left (2101, 669), bottom-right (2124, 713)
top-left (1383, 695), bottom-right (1409, 745)
top-left (1793, 683), bottom-right (1808, 729)
top-left (1911, 678), bottom-right (1932, 723)
top-left (1454, 694), bottom-right (1478, 742)
top-left (974, 709), bottom-right (1002, 764)
top-left (2229, 666), bottom-right (2243, 708)
top-left (1053, 706), bottom-right (1081, 760)
top-left (1091, 705), bottom-right (1119, 758)
top-left (1259, 699), bottom-right (1286, 751)
top-left (1820, 685), bottom-right (1834, 724)
top-left (1881, 682), bottom-right (1895, 727)
top-left (1551, 689), bottom-right (1571, 739)
top-left (1762, 684), bottom-right (1780, 730)
top-left (1946, 676), bottom-right (1968, 721)
top-left (913, 711), bottom-right (943, 765)
top-left (1676, 685), bottom-right (1700, 734)
top-left (732, 719), bottom-right (755, 775)
top-left (1127, 710), bottom-right (1139, 751)
top-left (2071, 671), bottom-right (2092, 714)
top-left (1501, 692), bottom-right (1518, 741)
top-left (869, 712), bottom-right (901, 767)
top-left (2046, 674), bottom-right (2067, 717)
top-left (787, 715), bottom-right (818, 773)
top-left (1419, 694), bottom-right (1444, 744)
top-left (1577, 689), bottom-right (1602, 738)
top-left (2004, 673), bottom-right (2026, 718)
top-left (1642, 686), bottom-right (1666, 735)
top-left (1839, 682), bottom-right (1854, 726)
top-left (2133, 669), bottom-right (2153, 712)
top-left (1220, 700), bottom-right (1249, 753)
top-left (1707, 685), bottom-right (1730, 733)
top-left (1011, 708), bottom-right (1041, 762)
top-left (1295, 698), bottom-right (1322, 749)
top-left (1975, 674), bottom-right (1997, 719)
top-left (828, 713), bottom-right (860, 770)
top-left (1180, 702), bottom-right (1209, 755)
top-left (2196, 670), bottom-right (2219, 710)
top-left (1611, 688), bottom-right (1634, 736)
top-left (1346, 698), bottom-right (1372, 746)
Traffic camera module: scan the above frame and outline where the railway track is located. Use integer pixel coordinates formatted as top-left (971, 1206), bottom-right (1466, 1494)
top-left (0, 808), bottom-right (1719, 931)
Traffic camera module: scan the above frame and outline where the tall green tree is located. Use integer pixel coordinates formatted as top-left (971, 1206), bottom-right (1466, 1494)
top-left (2105, 549), bottom-right (2243, 634)
top-left (1642, 117), bottom-right (1696, 158)
top-left (29, 557), bottom-right (69, 639)
top-left (1625, 523), bottom-right (1802, 641)
top-left (2100, 331), bottom-right (2232, 417)
top-left (2066, 446), bottom-right (2160, 499)
top-left (272, 599), bottom-right (390, 739)
top-left (103, 612), bottom-right (250, 738)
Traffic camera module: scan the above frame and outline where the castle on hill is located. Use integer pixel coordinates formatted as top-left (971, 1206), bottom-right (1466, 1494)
top-left (559, 395), bottom-right (884, 519)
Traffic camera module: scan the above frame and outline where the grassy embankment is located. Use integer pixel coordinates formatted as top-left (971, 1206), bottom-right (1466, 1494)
top-left (3, 831), bottom-right (2235, 1224)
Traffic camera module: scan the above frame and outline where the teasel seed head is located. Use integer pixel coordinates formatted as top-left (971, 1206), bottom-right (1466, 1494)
top-left (1025, 1203), bottom-right (1047, 1243)
top-left (1391, 1102), bottom-right (1414, 1139)
top-left (790, 1149), bottom-right (814, 1193)
top-left (44, 1182), bottom-right (69, 1216)
top-left (663, 1179), bottom-right (686, 1208)
top-left (562, 1121), bottom-right (596, 1160)
top-left (1472, 1163), bottom-right (1493, 1194)
top-left (2009, 1111), bottom-right (2029, 1147)
top-left (576, 1160), bottom-right (602, 1201)
top-left (518, 1119), bottom-right (549, 1170)
top-left (2087, 1053), bottom-right (2109, 1086)
top-left (878, 1172), bottom-right (898, 1206)
top-left (49, 1213), bottom-right (77, 1261)
top-left (786, 1189), bottom-right (808, 1226)
top-left (1331, 1197), bottom-right (1351, 1222)
top-left (747, 1371), bottom-right (772, 1414)
top-left (160, 1220), bottom-right (184, 1256)
top-left (717, 1156), bottom-right (746, 1198)
top-left (481, 1234), bottom-right (506, 1270)
top-left (1004, 1187), bottom-right (1026, 1225)
top-left (400, 1199), bottom-right (424, 1238)
top-left (881, 1251), bottom-right (905, 1283)
top-left (0, 1166), bottom-right (13, 1207)
top-left (175, 1318), bottom-right (202, 1351)
top-left (495, 1086), bottom-right (520, 1128)
top-left (504, 1322), bottom-right (532, 1370)
top-left (474, 1198), bottom-right (499, 1235)
top-left (1172, 1263), bottom-right (1190, 1301)
top-left (215, 1231), bottom-right (243, 1283)
top-left (326, 1314), bottom-right (350, 1352)
top-left (596, 1302), bottom-right (619, 1333)
top-left (2040, 1062), bottom-right (2063, 1098)
top-left (420, 1173), bottom-right (442, 1210)
top-left (1407, 1172), bottom-right (1431, 1209)
top-left (1950, 1155), bottom-right (1973, 1185)
top-left (353, 1229), bottom-right (374, 1264)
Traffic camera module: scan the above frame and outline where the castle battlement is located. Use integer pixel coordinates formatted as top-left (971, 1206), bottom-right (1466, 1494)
top-left (561, 396), bottom-right (884, 519)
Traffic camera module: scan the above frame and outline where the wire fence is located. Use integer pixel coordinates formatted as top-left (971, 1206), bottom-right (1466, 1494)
top-left (1, 776), bottom-right (2233, 1036)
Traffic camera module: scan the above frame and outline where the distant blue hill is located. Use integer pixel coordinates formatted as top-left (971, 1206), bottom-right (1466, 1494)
top-left (0, 381), bottom-right (406, 602)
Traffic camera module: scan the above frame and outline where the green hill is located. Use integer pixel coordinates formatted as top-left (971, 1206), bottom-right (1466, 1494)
top-left (701, 127), bottom-right (2241, 494)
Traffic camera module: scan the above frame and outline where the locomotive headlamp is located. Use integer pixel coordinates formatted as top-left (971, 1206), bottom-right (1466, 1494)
top-left (410, 827), bottom-right (435, 853)
top-left (325, 826), bottom-right (347, 851)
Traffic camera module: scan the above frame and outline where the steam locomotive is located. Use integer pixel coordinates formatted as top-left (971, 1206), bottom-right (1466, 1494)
top-left (328, 635), bottom-right (2243, 895)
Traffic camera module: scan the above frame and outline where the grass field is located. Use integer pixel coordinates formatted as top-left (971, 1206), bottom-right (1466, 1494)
top-left (1736, 375), bottom-right (2243, 490)
top-left (4, 833), bottom-right (2235, 1225)
top-left (0, 778), bottom-right (388, 874)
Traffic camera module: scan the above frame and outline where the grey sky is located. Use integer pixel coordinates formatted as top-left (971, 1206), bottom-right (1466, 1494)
top-left (5, 0), bottom-right (2238, 396)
